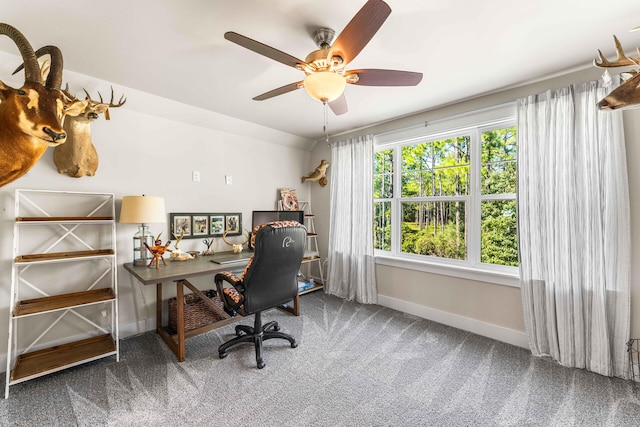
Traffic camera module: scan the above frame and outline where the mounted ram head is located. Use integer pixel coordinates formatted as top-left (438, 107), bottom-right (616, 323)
top-left (0, 24), bottom-right (70, 187)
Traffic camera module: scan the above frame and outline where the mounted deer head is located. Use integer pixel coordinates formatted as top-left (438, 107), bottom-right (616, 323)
top-left (53, 86), bottom-right (126, 177)
top-left (15, 46), bottom-right (127, 178)
top-left (0, 24), bottom-right (69, 187)
top-left (593, 35), bottom-right (640, 110)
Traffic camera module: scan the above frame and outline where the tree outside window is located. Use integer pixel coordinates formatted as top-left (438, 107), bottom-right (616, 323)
top-left (374, 124), bottom-right (517, 269)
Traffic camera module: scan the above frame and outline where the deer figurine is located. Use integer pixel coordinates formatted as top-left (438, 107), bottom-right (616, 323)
top-left (0, 24), bottom-right (70, 187)
top-left (54, 87), bottom-right (126, 177)
top-left (594, 35), bottom-right (640, 110)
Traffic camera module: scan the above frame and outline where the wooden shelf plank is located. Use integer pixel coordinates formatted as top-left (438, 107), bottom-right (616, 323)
top-left (299, 283), bottom-right (323, 295)
top-left (10, 334), bottom-right (116, 383)
top-left (13, 288), bottom-right (115, 317)
top-left (16, 216), bottom-right (114, 222)
top-left (15, 249), bottom-right (114, 263)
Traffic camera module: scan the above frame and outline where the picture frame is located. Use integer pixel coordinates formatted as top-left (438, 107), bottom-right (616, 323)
top-left (192, 215), bottom-right (209, 236)
top-left (224, 214), bottom-right (242, 236)
top-left (170, 214), bottom-right (192, 238)
top-left (170, 212), bottom-right (242, 238)
top-left (210, 215), bottom-right (225, 235)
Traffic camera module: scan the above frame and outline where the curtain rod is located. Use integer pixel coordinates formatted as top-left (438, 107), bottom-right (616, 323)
top-left (373, 101), bottom-right (515, 139)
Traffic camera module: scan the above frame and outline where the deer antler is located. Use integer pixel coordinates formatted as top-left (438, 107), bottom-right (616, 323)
top-left (222, 229), bottom-right (250, 253)
top-left (594, 35), bottom-right (640, 68)
top-left (172, 230), bottom-right (185, 249)
top-left (83, 86), bottom-right (126, 120)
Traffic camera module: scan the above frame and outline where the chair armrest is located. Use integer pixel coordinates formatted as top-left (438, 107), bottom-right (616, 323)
top-left (214, 271), bottom-right (245, 315)
top-left (214, 271), bottom-right (245, 292)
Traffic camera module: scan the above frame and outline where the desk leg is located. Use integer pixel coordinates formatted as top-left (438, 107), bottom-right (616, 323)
top-left (156, 283), bottom-right (162, 330)
top-left (176, 281), bottom-right (186, 361)
top-left (154, 281), bottom-right (186, 362)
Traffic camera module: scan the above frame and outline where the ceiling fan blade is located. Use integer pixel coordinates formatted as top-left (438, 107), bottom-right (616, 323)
top-left (225, 31), bottom-right (307, 69)
top-left (328, 94), bottom-right (348, 115)
top-left (253, 81), bottom-right (303, 101)
top-left (328, 0), bottom-right (391, 66)
top-left (346, 69), bottom-right (423, 86)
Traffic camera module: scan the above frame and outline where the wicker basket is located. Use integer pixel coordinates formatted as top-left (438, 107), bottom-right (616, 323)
top-left (168, 289), bottom-right (226, 333)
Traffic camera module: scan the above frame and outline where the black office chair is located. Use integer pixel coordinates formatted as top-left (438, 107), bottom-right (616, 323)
top-left (214, 220), bottom-right (306, 368)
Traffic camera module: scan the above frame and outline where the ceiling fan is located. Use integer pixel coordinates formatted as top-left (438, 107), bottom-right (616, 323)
top-left (224, 0), bottom-right (423, 115)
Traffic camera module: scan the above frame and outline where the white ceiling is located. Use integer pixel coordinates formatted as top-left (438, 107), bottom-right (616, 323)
top-left (1, 0), bottom-right (639, 141)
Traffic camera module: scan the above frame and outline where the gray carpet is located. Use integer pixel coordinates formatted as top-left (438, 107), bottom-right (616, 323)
top-left (1, 292), bottom-right (639, 426)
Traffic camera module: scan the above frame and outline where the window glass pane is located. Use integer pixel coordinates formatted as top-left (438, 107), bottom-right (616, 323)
top-left (481, 127), bottom-right (517, 195)
top-left (374, 201), bottom-right (391, 251)
top-left (401, 201), bottom-right (466, 260)
top-left (401, 137), bottom-right (470, 197)
top-left (481, 200), bottom-right (518, 266)
top-left (374, 149), bottom-right (393, 198)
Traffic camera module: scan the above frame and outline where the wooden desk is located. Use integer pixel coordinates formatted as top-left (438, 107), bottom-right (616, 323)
top-left (123, 256), bottom-right (249, 362)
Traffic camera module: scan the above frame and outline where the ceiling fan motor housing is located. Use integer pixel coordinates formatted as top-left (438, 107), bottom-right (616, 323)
top-left (312, 28), bottom-right (336, 49)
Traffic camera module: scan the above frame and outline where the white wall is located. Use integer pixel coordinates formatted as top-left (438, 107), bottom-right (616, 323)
top-left (0, 57), bottom-right (315, 359)
top-left (311, 66), bottom-right (640, 349)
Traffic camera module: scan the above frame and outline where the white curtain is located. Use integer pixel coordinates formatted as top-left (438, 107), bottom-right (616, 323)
top-left (517, 78), bottom-right (630, 378)
top-left (326, 134), bottom-right (377, 304)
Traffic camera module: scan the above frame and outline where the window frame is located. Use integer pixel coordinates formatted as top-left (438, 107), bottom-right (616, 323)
top-left (374, 111), bottom-right (520, 288)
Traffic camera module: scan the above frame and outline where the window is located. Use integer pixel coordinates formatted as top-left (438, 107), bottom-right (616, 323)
top-left (374, 118), bottom-right (518, 277)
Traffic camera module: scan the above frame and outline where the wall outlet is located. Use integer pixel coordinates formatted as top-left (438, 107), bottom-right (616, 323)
top-left (225, 175), bottom-right (232, 185)
top-left (192, 170), bottom-right (200, 182)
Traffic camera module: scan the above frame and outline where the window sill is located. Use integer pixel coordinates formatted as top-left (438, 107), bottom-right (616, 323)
top-left (374, 254), bottom-right (521, 288)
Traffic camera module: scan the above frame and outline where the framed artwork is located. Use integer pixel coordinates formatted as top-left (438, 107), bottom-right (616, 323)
top-left (224, 214), bottom-right (242, 235)
top-left (210, 215), bottom-right (225, 235)
top-left (192, 215), bottom-right (209, 236)
top-left (280, 188), bottom-right (299, 211)
top-left (170, 212), bottom-right (242, 238)
top-left (170, 214), bottom-right (192, 238)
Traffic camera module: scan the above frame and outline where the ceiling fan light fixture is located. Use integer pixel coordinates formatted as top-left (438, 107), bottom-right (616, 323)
top-left (303, 71), bottom-right (346, 103)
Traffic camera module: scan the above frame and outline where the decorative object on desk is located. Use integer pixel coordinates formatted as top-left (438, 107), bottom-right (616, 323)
top-left (144, 233), bottom-right (172, 269)
top-left (301, 159), bottom-right (330, 187)
top-left (279, 188), bottom-right (299, 211)
top-left (222, 229), bottom-right (250, 253)
top-left (170, 212), bottom-right (242, 238)
top-left (170, 230), bottom-right (193, 261)
top-left (119, 195), bottom-right (166, 266)
top-left (202, 238), bottom-right (215, 256)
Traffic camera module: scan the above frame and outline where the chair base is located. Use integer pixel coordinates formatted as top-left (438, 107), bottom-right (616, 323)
top-left (218, 311), bottom-right (297, 369)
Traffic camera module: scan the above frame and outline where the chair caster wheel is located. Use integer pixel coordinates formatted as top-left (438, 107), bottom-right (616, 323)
top-left (257, 361), bottom-right (265, 369)
top-left (291, 341), bottom-right (298, 348)
top-left (219, 352), bottom-right (227, 359)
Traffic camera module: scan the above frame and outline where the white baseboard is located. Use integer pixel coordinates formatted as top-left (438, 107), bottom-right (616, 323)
top-left (118, 317), bottom-right (156, 339)
top-left (377, 294), bottom-right (529, 349)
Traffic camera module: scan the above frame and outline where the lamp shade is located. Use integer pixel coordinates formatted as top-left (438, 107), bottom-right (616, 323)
top-left (304, 71), bottom-right (347, 103)
top-left (119, 196), bottom-right (166, 224)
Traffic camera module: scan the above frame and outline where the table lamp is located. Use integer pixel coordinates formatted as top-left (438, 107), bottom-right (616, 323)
top-left (119, 195), bottom-right (166, 266)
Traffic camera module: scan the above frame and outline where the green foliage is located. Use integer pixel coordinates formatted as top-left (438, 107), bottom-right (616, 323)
top-left (373, 126), bottom-right (518, 268)
top-left (401, 222), bottom-right (466, 260)
top-left (481, 200), bottom-right (518, 266)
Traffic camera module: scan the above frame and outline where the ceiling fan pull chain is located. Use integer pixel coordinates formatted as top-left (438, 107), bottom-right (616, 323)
top-left (323, 101), bottom-right (330, 143)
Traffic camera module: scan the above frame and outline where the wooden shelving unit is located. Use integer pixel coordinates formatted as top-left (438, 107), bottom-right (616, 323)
top-left (5, 190), bottom-right (119, 398)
